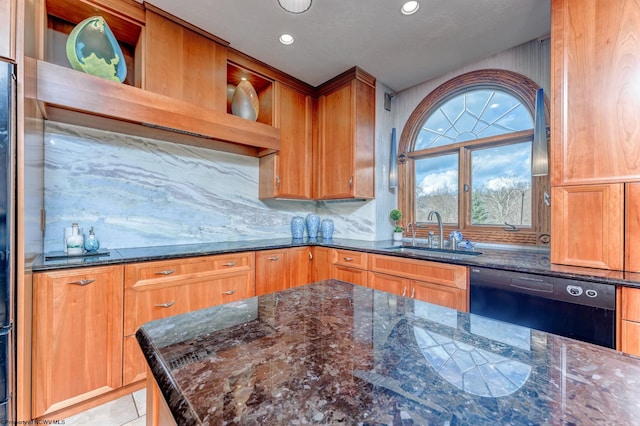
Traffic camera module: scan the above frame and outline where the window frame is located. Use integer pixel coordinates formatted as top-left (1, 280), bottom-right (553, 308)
top-left (398, 69), bottom-right (550, 246)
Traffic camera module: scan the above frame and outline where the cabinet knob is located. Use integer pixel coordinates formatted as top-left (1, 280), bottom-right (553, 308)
top-left (154, 301), bottom-right (175, 308)
top-left (155, 269), bottom-right (175, 275)
top-left (223, 262), bottom-right (237, 267)
top-left (276, 176), bottom-right (281, 187)
top-left (268, 256), bottom-right (280, 261)
top-left (222, 289), bottom-right (237, 295)
top-left (68, 279), bottom-right (96, 286)
top-left (343, 257), bottom-right (353, 262)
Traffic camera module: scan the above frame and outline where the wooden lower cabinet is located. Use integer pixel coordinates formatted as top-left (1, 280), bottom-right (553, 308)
top-left (32, 265), bottom-right (124, 418)
top-left (368, 254), bottom-right (469, 311)
top-left (311, 246), bottom-right (332, 282)
top-left (123, 252), bottom-right (255, 386)
top-left (289, 246), bottom-right (313, 288)
top-left (330, 249), bottom-right (368, 287)
top-left (620, 286), bottom-right (640, 356)
top-left (332, 264), bottom-right (368, 287)
top-left (256, 249), bottom-right (289, 295)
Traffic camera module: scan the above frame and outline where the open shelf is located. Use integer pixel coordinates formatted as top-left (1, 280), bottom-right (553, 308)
top-left (227, 62), bottom-right (274, 126)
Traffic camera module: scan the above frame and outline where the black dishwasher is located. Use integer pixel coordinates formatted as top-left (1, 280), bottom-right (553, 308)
top-left (469, 267), bottom-right (616, 349)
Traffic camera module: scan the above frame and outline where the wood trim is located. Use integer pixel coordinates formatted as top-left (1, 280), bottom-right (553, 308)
top-left (315, 66), bottom-right (376, 96)
top-left (143, 3), bottom-right (229, 46)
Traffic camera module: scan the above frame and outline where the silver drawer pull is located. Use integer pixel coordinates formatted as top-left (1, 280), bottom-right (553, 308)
top-left (68, 279), bottom-right (96, 286)
top-left (222, 289), bottom-right (237, 295)
top-left (155, 269), bottom-right (175, 275)
top-left (344, 257), bottom-right (353, 261)
top-left (223, 262), bottom-right (237, 267)
top-left (268, 256), bottom-right (280, 261)
top-left (411, 288), bottom-right (415, 298)
top-left (154, 301), bottom-right (175, 308)
top-left (401, 287), bottom-right (407, 297)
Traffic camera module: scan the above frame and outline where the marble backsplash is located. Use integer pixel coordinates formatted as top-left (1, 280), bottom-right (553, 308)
top-left (43, 122), bottom-right (376, 252)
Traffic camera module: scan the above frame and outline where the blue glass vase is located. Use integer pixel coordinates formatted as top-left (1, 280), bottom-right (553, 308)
top-left (321, 219), bottom-right (334, 240)
top-left (306, 214), bottom-right (320, 239)
top-left (291, 216), bottom-right (305, 239)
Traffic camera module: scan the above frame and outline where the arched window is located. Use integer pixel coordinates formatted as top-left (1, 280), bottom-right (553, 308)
top-left (398, 69), bottom-right (550, 246)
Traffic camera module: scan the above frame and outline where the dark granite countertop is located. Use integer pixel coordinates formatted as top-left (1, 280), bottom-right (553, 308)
top-left (32, 237), bottom-right (640, 287)
top-left (137, 280), bottom-right (640, 425)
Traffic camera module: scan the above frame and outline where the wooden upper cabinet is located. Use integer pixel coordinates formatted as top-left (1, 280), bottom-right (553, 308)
top-left (0, 0), bottom-right (14, 61)
top-left (144, 7), bottom-right (227, 110)
top-left (32, 265), bottom-right (124, 418)
top-left (259, 82), bottom-right (313, 199)
top-left (315, 67), bottom-right (375, 200)
top-left (551, 0), bottom-right (640, 185)
top-left (551, 184), bottom-right (624, 270)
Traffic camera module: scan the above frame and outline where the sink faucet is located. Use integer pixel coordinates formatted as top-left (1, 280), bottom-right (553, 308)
top-left (407, 223), bottom-right (417, 246)
top-left (427, 211), bottom-right (443, 249)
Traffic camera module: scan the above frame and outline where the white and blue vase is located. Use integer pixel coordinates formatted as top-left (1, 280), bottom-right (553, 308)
top-left (321, 219), bottom-right (334, 240)
top-left (306, 214), bottom-right (320, 240)
top-left (291, 216), bottom-right (305, 239)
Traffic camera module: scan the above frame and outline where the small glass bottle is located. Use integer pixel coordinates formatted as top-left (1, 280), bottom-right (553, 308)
top-left (84, 227), bottom-right (100, 252)
top-left (66, 223), bottom-right (84, 255)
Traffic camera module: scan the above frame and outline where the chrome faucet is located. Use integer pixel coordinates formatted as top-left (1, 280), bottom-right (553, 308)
top-left (427, 211), bottom-right (443, 249)
top-left (407, 223), bottom-right (417, 246)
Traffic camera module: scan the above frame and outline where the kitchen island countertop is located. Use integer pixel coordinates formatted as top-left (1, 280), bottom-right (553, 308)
top-left (137, 279), bottom-right (640, 425)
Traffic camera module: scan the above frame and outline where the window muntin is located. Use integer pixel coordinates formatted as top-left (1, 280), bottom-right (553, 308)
top-left (415, 89), bottom-right (533, 150)
top-left (470, 142), bottom-right (532, 226)
top-left (415, 154), bottom-right (459, 224)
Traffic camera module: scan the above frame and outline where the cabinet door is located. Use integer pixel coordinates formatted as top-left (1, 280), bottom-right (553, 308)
top-left (0, 0), bottom-right (13, 61)
top-left (368, 272), bottom-right (409, 297)
top-left (259, 83), bottom-right (313, 199)
top-left (32, 266), bottom-right (124, 417)
top-left (144, 9), bottom-right (227, 110)
top-left (288, 246), bottom-right (312, 288)
top-left (551, 0), bottom-right (640, 185)
top-left (316, 82), bottom-right (355, 199)
top-left (311, 246), bottom-right (332, 282)
top-left (411, 280), bottom-right (467, 312)
top-left (626, 183), bottom-right (640, 272)
top-left (255, 249), bottom-right (289, 295)
top-left (551, 184), bottom-right (624, 270)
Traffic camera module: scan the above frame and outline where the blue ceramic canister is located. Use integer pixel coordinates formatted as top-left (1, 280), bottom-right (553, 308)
top-left (291, 216), bottom-right (305, 239)
top-left (306, 214), bottom-right (320, 239)
top-left (321, 219), bottom-right (334, 240)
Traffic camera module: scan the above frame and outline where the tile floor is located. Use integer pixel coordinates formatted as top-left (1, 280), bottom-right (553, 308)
top-left (62, 389), bottom-right (146, 426)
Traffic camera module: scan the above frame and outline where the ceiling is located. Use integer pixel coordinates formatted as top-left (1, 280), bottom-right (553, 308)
top-left (143, 0), bottom-right (550, 92)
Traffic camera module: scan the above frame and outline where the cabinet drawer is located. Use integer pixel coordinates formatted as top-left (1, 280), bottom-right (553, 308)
top-left (621, 319), bottom-right (640, 356)
top-left (331, 265), bottom-right (368, 287)
top-left (332, 249), bottom-right (368, 269)
top-left (621, 287), bottom-right (640, 322)
top-left (368, 272), bottom-right (409, 297)
top-left (412, 280), bottom-right (467, 312)
top-left (369, 254), bottom-right (468, 290)
top-left (125, 252), bottom-right (254, 289)
top-left (124, 270), bottom-right (254, 335)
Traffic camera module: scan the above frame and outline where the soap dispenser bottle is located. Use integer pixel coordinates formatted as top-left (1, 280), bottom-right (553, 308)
top-left (66, 223), bottom-right (84, 255)
top-left (84, 226), bottom-right (100, 252)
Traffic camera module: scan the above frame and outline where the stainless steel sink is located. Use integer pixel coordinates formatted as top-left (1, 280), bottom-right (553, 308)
top-left (383, 245), bottom-right (483, 256)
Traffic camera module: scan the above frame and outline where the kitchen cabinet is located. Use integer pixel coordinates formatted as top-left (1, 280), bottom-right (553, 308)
top-left (368, 254), bottom-right (469, 311)
top-left (315, 67), bottom-right (375, 200)
top-left (551, 184), bottom-right (624, 270)
top-left (311, 246), bottom-right (332, 282)
top-left (620, 287), bottom-right (640, 355)
top-left (289, 246), bottom-right (313, 288)
top-left (144, 7), bottom-right (227, 111)
top-left (551, 0), bottom-right (640, 185)
top-left (256, 249), bottom-right (289, 295)
top-left (32, 265), bottom-right (124, 418)
top-left (259, 82), bottom-right (313, 199)
top-left (331, 248), bottom-right (368, 287)
top-left (123, 252), bottom-right (255, 385)
top-left (0, 0), bottom-right (14, 61)
top-left (625, 183), bottom-right (640, 272)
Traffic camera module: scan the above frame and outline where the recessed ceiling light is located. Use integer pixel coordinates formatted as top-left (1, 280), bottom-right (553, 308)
top-left (279, 34), bottom-right (295, 45)
top-left (278, 0), bottom-right (312, 14)
top-left (401, 1), bottom-right (420, 15)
